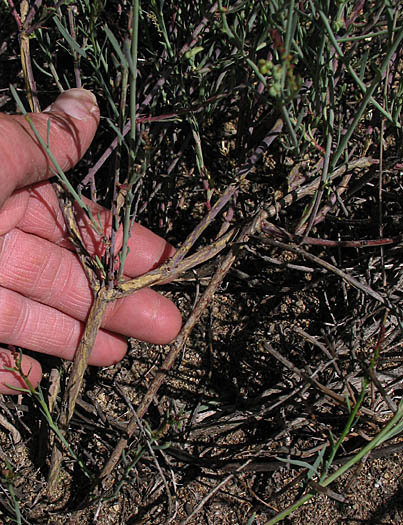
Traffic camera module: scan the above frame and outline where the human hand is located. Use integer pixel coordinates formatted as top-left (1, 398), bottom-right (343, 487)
top-left (0, 89), bottom-right (182, 394)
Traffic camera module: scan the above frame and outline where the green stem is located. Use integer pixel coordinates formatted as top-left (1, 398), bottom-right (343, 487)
top-left (117, 0), bottom-right (140, 279)
top-left (322, 378), bottom-right (368, 479)
top-left (129, 0), bottom-right (140, 169)
top-left (265, 399), bottom-right (403, 525)
top-left (319, 11), bottom-right (403, 129)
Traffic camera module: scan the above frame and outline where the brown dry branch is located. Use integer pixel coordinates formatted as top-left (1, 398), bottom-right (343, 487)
top-left (263, 157), bottom-right (378, 221)
top-left (0, 411), bottom-right (21, 445)
top-left (262, 342), bottom-right (381, 420)
top-left (47, 291), bottom-right (109, 493)
top-left (52, 182), bottom-right (104, 289)
top-left (257, 232), bottom-right (395, 310)
top-left (115, 384), bottom-right (177, 522)
top-left (178, 468), bottom-right (252, 525)
top-left (100, 207), bottom-right (268, 480)
top-left (176, 440), bottom-right (403, 478)
top-left (296, 171), bottom-right (352, 236)
top-left (46, 181), bottom-right (242, 493)
top-left (10, 0), bottom-right (40, 112)
top-left (258, 219), bottom-right (402, 249)
top-left (292, 325), bottom-right (342, 376)
top-left (369, 367), bottom-right (398, 413)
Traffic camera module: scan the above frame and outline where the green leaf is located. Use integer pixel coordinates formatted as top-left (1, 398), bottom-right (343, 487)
top-left (185, 46), bottom-right (204, 59)
top-left (104, 25), bottom-right (130, 72)
top-left (276, 456), bottom-right (321, 477)
top-left (53, 16), bottom-right (87, 58)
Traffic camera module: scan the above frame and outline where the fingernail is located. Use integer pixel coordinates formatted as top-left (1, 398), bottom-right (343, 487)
top-left (44, 88), bottom-right (98, 120)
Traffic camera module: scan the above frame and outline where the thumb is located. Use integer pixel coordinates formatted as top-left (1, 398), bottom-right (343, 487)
top-left (0, 88), bottom-right (100, 209)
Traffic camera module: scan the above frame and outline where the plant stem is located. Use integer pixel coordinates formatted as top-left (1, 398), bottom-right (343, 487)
top-left (47, 289), bottom-right (110, 494)
top-left (265, 400), bottom-right (403, 524)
